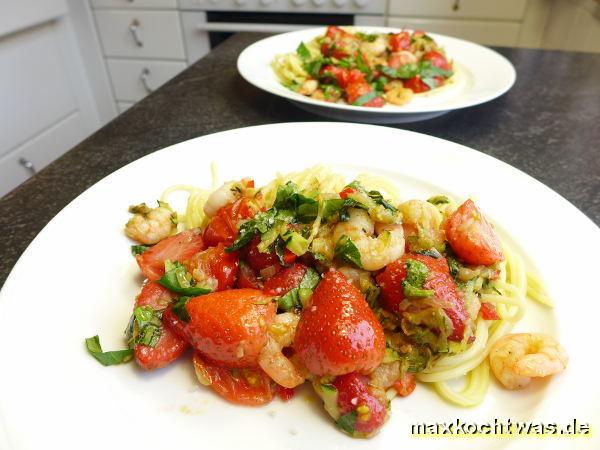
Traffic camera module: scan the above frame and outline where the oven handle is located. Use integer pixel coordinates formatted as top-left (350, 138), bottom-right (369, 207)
top-left (196, 23), bottom-right (311, 33)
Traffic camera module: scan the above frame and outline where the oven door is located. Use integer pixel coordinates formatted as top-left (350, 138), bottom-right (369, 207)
top-left (181, 11), bottom-right (384, 64)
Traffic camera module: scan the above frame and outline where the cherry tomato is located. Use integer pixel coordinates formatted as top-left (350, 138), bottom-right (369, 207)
top-left (364, 96), bottom-right (385, 108)
top-left (263, 263), bottom-right (308, 296)
top-left (345, 82), bottom-right (371, 104)
top-left (203, 198), bottom-right (254, 247)
top-left (321, 65), bottom-right (349, 88)
top-left (422, 50), bottom-right (451, 71)
top-left (243, 236), bottom-right (296, 273)
top-left (186, 289), bottom-right (275, 368)
top-left (389, 31), bottom-right (411, 52)
top-left (192, 352), bottom-right (274, 406)
top-left (479, 302), bottom-right (500, 320)
top-left (276, 385), bottom-right (295, 401)
top-left (403, 76), bottom-right (430, 93)
top-left (136, 229), bottom-right (205, 281)
top-left (185, 243), bottom-right (239, 291)
top-left (339, 187), bottom-right (356, 199)
top-left (236, 261), bottom-right (263, 289)
top-left (135, 281), bottom-right (174, 309)
top-left (445, 199), bottom-right (504, 265)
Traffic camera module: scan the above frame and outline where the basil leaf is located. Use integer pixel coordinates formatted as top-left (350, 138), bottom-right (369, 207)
top-left (296, 42), bottom-right (311, 60)
top-left (300, 267), bottom-right (320, 290)
top-left (334, 235), bottom-right (363, 268)
top-left (356, 52), bottom-right (372, 77)
top-left (419, 61), bottom-right (453, 79)
top-left (416, 248), bottom-right (442, 259)
top-left (379, 64), bottom-right (419, 79)
top-left (352, 90), bottom-right (378, 106)
top-left (274, 181), bottom-right (318, 223)
top-left (85, 335), bottom-right (134, 366)
top-left (278, 289), bottom-right (301, 311)
top-left (322, 198), bottom-right (367, 221)
top-left (131, 245), bottom-right (150, 256)
top-left (336, 411), bottom-right (358, 434)
top-left (158, 261), bottom-right (212, 296)
top-left (421, 77), bottom-right (438, 90)
top-left (427, 195), bottom-right (450, 205)
top-left (172, 296), bottom-right (192, 322)
top-left (447, 256), bottom-right (460, 282)
top-left (225, 209), bottom-right (277, 252)
top-left (337, 57), bottom-right (352, 69)
top-left (356, 32), bottom-right (378, 42)
top-left (277, 268), bottom-right (320, 311)
top-left (133, 306), bottom-right (163, 347)
top-left (304, 59), bottom-right (323, 78)
top-left (402, 282), bottom-right (434, 298)
top-left (402, 259), bottom-right (434, 297)
top-left (367, 190), bottom-right (397, 212)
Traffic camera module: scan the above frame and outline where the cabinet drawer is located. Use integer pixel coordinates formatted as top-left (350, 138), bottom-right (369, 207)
top-left (0, 112), bottom-right (86, 198)
top-left (107, 59), bottom-right (186, 101)
top-left (387, 17), bottom-right (521, 47)
top-left (94, 10), bottom-right (185, 59)
top-left (91, 0), bottom-right (177, 8)
top-left (388, 0), bottom-right (527, 21)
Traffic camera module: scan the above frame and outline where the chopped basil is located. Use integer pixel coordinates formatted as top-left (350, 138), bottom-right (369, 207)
top-left (85, 335), bottom-right (134, 366)
top-left (352, 90), bottom-right (378, 106)
top-left (374, 76), bottom-right (388, 92)
top-left (334, 235), bottom-right (363, 269)
top-left (416, 248), bottom-right (442, 259)
top-left (296, 42), bottom-right (311, 60)
top-left (321, 383), bottom-right (337, 393)
top-left (336, 411), bottom-right (358, 434)
top-left (131, 245), bottom-right (150, 256)
top-left (402, 259), bottom-right (434, 297)
top-left (172, 295), bottom-right (192, 322)
top-left (321, 198), bottom-right (367, 221)
top-left (277, 267), bottom-right (320, 311)
top-left (337, 57), bottom-right (352, 69)
top-left (383, 347), bottom-right (402, 363)
top-left (304, 59), bottom-right (324, 78)
top-left (379, 63), bottom-right (419, 79)
top-left (356, 52), bottom-right (372, 77)
top-left (158, 261), bottom-right (212, 296)
top-left (367, 190), bottom-right (397, 212)
top-left (446, 256), bottom-right (460, 282)
top-left (273, 181), bottom-right (318, 223)
top-left (427, 195), bottom-right (450, 205)
top-left (133, 306), bottom-right (163, 347)
top-left (226, 209), bottom-right (277, 252)
top-left (356, 32), bottom-right (378, 42)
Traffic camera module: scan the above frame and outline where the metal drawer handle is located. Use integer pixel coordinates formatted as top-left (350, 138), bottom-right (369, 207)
top-left (129, 19), bottom-right (143, 47)
top-left (19, 157), bottom-right (36, 175)
top-left (452, 0), bottom-right (460, 11)
top-left (140, 67), bottom-right (153, 93)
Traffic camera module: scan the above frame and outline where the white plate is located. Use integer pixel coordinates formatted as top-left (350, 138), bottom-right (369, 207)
top-left (0, 123), bottom-right (598, 450)
top-left (237, 27), bottom-right (516, 124)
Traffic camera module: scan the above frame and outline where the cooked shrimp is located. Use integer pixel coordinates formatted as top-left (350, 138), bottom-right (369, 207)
top-left (360, 36), bottom-right (387, 57)
top-left (398, 199), bottom-right (445, 251)
top-left (489, 333), bottom-right (568, 390)
top-left (203, 181), bottom-right (239, 218)
top-left (394, 51), bottom-right (418, 66)
top-left (125, 202), bottom-right (175, 245)
top-left (385, 86), bottom-right (413, 106)
top-left (299, 79), bottom-right (318, 96)
top-left (258, 312), bottom-right (305, 388)
top-left (333, 208), bottom-right (405, 271)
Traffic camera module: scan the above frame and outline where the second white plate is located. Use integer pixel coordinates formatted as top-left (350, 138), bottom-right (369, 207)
top-left (237, 27), bottom-right (516, 123)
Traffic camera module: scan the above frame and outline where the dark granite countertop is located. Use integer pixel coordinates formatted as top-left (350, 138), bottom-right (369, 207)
top-left (1, 33), bottom-right (599, 287)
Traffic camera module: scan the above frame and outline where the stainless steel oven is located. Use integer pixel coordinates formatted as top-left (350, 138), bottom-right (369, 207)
top-left (179, 0), bottom-right (386, 63)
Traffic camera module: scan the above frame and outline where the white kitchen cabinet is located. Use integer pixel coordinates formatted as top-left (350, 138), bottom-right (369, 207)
top-left (0, 1), bottom-right (107, 197)
top-left (106, 59), bottom-right (187, 101)
top-left (388, 0), bottom-right (528, 20)
top-left (91, 0), bottom-right (178, 8)
top-left (94, 10), bottom-right (186, 59)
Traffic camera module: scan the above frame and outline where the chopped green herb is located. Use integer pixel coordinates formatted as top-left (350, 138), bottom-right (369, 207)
top-left (296, 42), bottom-right (311, 60)
top-left (172, 296), bottom-right (192, 322)
top-left (402, 259), bottom-right (434, 297)
top-left (158, 261), bottom-right (212, 296)
top-left (427, 195), bottom-right (450, 205)
top-left (367, 190), bottom-right (397, 212)
top-left (356, 52), bottom-right (372, 77)
top-left (352, 90), bottom-right (378, 106)
top-left (131, 245), bottom-right (150, 256)
top-left (334, 235), bottom-right (363, 269)
top-left (277, 268), bottom-right (320, 311)
top-left (336, 411), bottom-right (358, 434)
top-left (133, 306), bottom-right (163, 347)
top-left (85, 335), bottom-right (134, 366)
top-left (416, 248), bottom-right (442, 259)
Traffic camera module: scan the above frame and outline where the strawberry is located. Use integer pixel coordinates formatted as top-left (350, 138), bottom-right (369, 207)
top-left (294, 269), bottom-right (385, 376)
top-left (186, 289), bottom-right (275, 368)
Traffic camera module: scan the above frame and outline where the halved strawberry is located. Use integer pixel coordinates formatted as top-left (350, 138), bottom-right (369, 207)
top-left (294, 269), bottom-right (385, 376)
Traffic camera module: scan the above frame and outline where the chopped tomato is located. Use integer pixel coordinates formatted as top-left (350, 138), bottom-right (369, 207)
top-left (263, 263), bottom-right (308, 296)
top-left (403, 76), bottom-right (430, 93)
top-left (243, 236), bottom-right (296, 273)
top-left (445, 199), bottom-right (504, 265)
top-left (276, 385), bottom-right (295, 401)
top-left (364, 96), bottom-right (385, 108)
top-left (185, 243), bottom-right (239, 291)
top-left (192, 353), bottom-right (273, 406)
top-left (133, 282), bottom-right (188, 370)
top-left (347, 69), bottom-right (366, 84)
top-left (295, 269), bottom-right (385, 376)
top-left (186, 289), bottom-right (275, 368)
top-left (236, 261), bottom-right (263, 289)
top-left (135, 281), bottom-right (174, 309)
top-left (339, 187), bottom-right (356, 199)
top-left (377, 254), bottom-right (468, 341)
top-left (345, 82), bottom-right (371, 104)
top-left (479, 302), bottom-right (500, 320)
top-left (321, 65), bottom-right (349, 88)
top-left (393, 372), bottom-right (416, 397)
top-left (320, 43), bottom-right (348, 60)
top-left (136, 229), bottom-right (205, 281)
top-left (203, 198), bottom-right (254, 247)
top-left (422, 50), bottom-right (451, 71)
top-left (389, 31), bottom-right (410, 52)
top-left (333, 372), bottom-right (388, 435)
